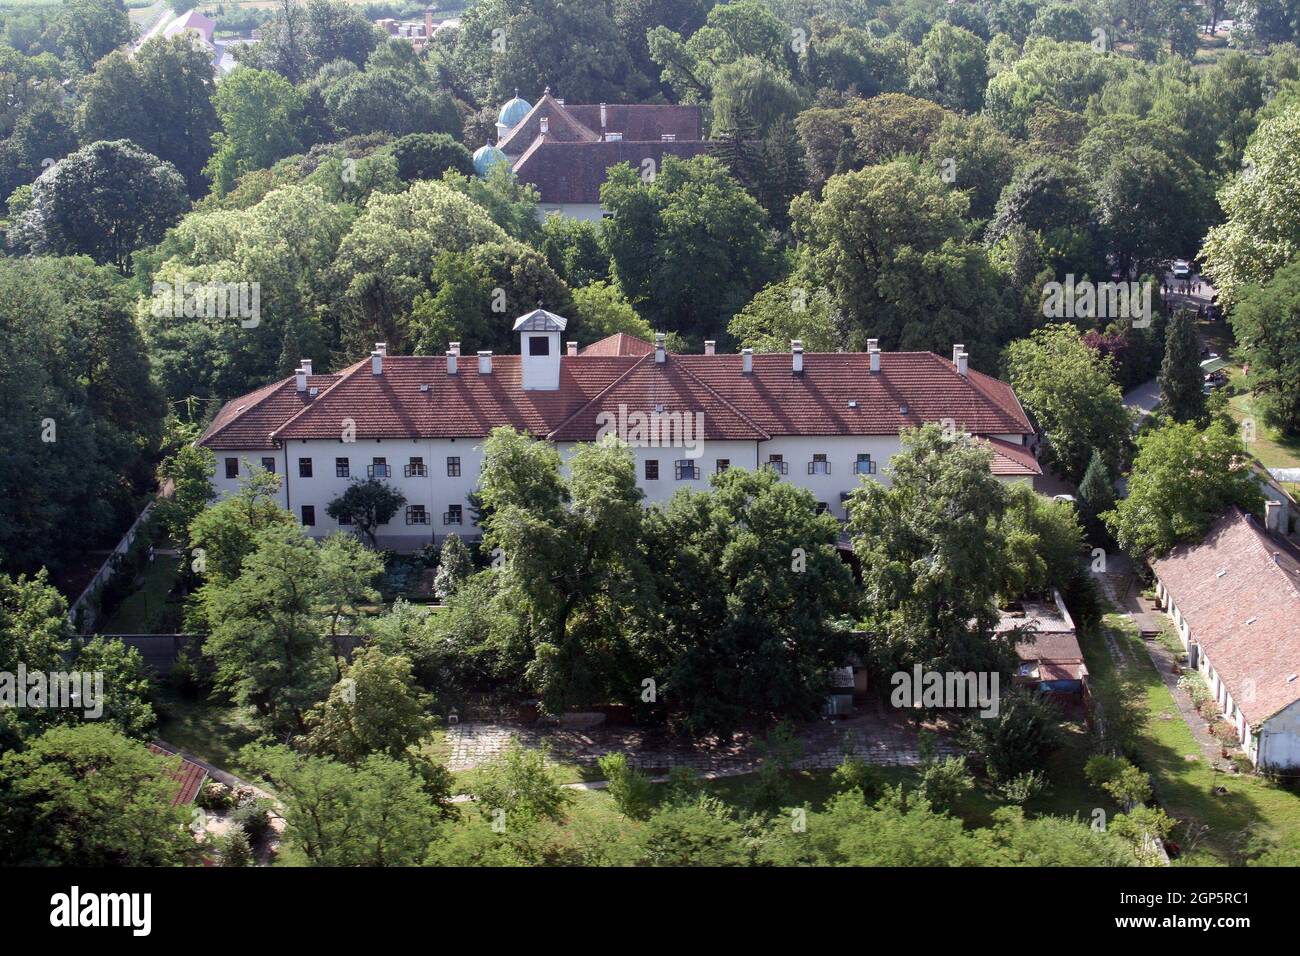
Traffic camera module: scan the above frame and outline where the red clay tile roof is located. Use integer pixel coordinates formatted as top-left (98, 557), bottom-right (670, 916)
top-left (149, 743), bottom-right (207, 807)
top-left (497, 92), bottom-right (601, 154)
top-left (199, 347), bottom-right (1034, 448)
top-left (985, 437), bottom-right (1042, 476)
top-left (513, 138), bottom-right (712, 205)
top-left (200, 372), bottom-right (346, 450)
top-left (579, 332), bottom-right (655, 356)
top-left (1152, 507), bottom-right (1300, 726)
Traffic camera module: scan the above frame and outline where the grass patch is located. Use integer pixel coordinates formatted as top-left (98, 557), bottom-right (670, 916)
top-left (152, 686), bottom-right (263, 778)
top-left (1079, 612), bottom-right (1300, 865)
top-left (98, 555), bottom-right (182, 633)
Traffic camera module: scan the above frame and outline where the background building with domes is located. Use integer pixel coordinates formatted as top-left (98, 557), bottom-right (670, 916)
top-left (479, 89), bottom-right (711, 221)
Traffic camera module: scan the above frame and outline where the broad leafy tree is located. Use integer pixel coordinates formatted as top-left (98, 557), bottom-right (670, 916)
top-left (1104, 419), bottom-right (1266, 557)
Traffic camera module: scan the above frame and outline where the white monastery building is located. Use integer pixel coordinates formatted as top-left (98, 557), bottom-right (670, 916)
top-left (199, 311), bottom-right (1041, 550)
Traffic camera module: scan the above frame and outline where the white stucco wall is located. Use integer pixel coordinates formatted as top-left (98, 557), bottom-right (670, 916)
top-left (537, 203), bottom-right (605, 222)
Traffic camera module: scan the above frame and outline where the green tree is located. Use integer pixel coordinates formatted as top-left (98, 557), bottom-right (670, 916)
top-left (640, 796), bottom-right (749, 865)
top-left (11, 140), bottom-right (188, 272)
top-left (1103, 419), bottom-right (1266, 558)
top-left (1077, 447), bottom-right (1117, 534)
top-left (600, 154), bottom-right (780, 340)
top-left (848, 425), bottom-right (1014, 677)
top-left (316, 531), bottom-right (383, 639)
top-left (155, 437), bottom-right (216, 544)
top-left (243, 743), bottom-right (439, 865)
top-left (1201, 109), bottom-right (1300, 307)
top-left (468, 738), bottom-right (571, 825)
top-left (187, 467), bottom-right (294, 583)
top-left (204, 68), bottom-right (304, 196)
top-left (305, 647), bottom-right (435, 762)
top-left (961, 689), bottom-right (1062, 782)
top-left (597, 752), bottom-right (655, 821)
top-left (909, 22), bottom-right (989, 113)
top-left (201, 525), bottom-right (334, 733)
top-left (433, 532), bottom-right (473, 601)
top-left (1158, 308), bottom-right (1207, 423)
top-left (570, 281), bottom-right (655, 343)
top-left (1230, 256), bottom-right (1300, 435)
top-left (326, 478), bottom-right (405, 548)
top-left (641, 466), bottom-right (855, 737)
top-left (478, 429), bottom-right (648, 713)
top-left (0, 724), bottom-right (195, 866)
top-left (1005, 324), bottom-right (1132, 482)
top-left (390, 132), bottom-right (474, 181)
top-left (728, 280), bottom-right (839, 353)
top-left (56, 0), bottom-right (132, 73)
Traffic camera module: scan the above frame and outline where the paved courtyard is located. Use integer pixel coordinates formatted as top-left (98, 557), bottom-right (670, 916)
top-left (445, 699), bottom-right (962, 773)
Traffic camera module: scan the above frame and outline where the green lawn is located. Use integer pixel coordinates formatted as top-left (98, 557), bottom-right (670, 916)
top-left (1079, 612), bottom-right (1300, 865)
top-left (152, 687), bottom-right (264, 778)
top-left (98, 555), bottom-right (183, 633)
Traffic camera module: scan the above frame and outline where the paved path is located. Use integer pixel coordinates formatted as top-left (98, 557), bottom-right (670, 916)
top-left (445, 702), bottom-right (961, 775)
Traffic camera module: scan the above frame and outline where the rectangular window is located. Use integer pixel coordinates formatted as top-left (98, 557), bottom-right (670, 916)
top-left (337, 512), bottom-right (352, 526)
top-left (808, 454), bottom-right (830, 476)
top-left (225, 458), bottom-right (238, 479)
top-left (674, 460), bottom-right (699, 481)
top-left (443, 505), bottom-right (463, 525)
top-left (645, 459), bottom-right (659, 481)
top-left (368, 457), bottom-right (389, 479)
top-left (335, 457), bottom-right (350, 478)
top-left (528, 336), bottom-right (550, 356)
top-left (446, 456), bottom-right (461, 477)
top-left (765, 454), bottom-right (788, 475)
top-left (261, 456), bottom-right (276, 474)
top-left (298, 457), bottom-right (313, 478)
top-left (406, 505), bottom-right (429, 525)
top-left (301, 505), bottom-right (315, 526)
top-left (405, 457), bottom-right (427, 478)
top-left (716, 459), bottom-right (730, 474)
top-left (855, 453), bottom-right (877, 475)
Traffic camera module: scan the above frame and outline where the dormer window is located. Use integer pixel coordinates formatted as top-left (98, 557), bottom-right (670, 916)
top-left (529, 336), bottom-right (550, 356)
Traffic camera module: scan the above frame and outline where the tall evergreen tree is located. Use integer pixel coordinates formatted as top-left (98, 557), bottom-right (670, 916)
top-left (1158, 308), bottom-right (1206, 423)
top-left (1076, 448), bottom-right (1116, 540)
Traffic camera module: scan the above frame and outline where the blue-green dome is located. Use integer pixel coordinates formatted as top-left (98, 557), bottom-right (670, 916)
top-left (497, 95), bottom-right (532, 129)
top-left (473, 143), bottom-right (508, 177)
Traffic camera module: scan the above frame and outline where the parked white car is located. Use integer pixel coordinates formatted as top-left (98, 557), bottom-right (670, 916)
top-left (1172, 259), bottom-right (1191, 278)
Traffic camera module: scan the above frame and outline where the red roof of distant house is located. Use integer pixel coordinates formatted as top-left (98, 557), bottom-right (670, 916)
top-left (497, 93), bottom-right (703, 155)
top-left (580, 332), bottom-right (656, 356)
top-left (1152, 507), bottom-right (1300, 726)
top-left (984, 437), bottom-right (1042, 477)
top-left (199, 341), bottom-right (1035, 449)
top-left (149, 743), bottom-right (207, 807)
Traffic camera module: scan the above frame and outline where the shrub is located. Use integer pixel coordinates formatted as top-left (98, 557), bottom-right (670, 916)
top-left (962, 690), bottom-right (1062, 781)
top-left (469, 740), bottom-right (570, 824)
top-left (639, 796), bottom-right (748, 866)
top-left (831, 755), bottom-right (884, 799)
top-left (917, 756), bottom-right (974, 812)
top-left (597, 752), bottom-right (655, 821)
top-left (228, 799), bottom-right (272, 844)
top-left (197, 781), bottom-right (236, 812)
top-left (216, 823), bottom-right (254, 867)
top-left (1085, 754), bottom-right (1151, 809)
top-left (1177, 672), bottom-right (1210, 707)
top-left (996, 769), bottom-right (1048, 805)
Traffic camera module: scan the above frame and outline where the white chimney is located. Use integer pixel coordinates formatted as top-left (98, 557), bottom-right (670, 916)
top-left (449, 341), bottom-right (461, 357)
top-left (1265, 499), bottom-right (1283, 532)
top-left (478, 350), bottom-right (493, 374)
top-left (655, 333), bottom-right (665, 363)
top-left (371, 351), bottom-right (383, 375)
top-left (295, 367), bottom-right (307, 392)
top-left (704, 340), bottom-right (716, 356)
top-left (446, 351), bottom-right (457, 375)
top-left (866, 338), bottom-right (878, 352)
top-left (540, 116), bottom-right (549, 134)
top-left (566, 341), bottom-right (578, 357)
top-left (376, 342), bottom-right (387, 356)
top-left (742, 348), bottom-right (753, 374)
top-left (600, 103), bottom-right (607, 129)
top-left (870, 347), bottom-right (880, 374)
top-left (792, 340), bottom-right (804, 374)
top-left (952, 343), bottom-right (964, 365)
top-left (957, 350), bottom-right (968, 377)
top-left (300, 358), bottom-right (312, 376)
